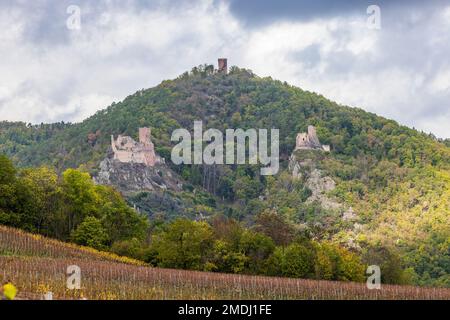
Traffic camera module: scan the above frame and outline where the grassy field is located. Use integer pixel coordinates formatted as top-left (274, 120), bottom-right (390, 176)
top-left (1, 225), bottom-right (449, 300)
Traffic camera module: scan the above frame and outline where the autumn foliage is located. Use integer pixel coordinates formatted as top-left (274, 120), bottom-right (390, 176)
top-left (1, 225), bottom-right (449, 300)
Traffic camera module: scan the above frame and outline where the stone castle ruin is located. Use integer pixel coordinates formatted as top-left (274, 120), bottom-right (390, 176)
top-left (111, 127), bottom-right (162, 166)
top-left (218, 58), bottom-right (228, 74)
top-left (295, 125), bottom-right (330, 152)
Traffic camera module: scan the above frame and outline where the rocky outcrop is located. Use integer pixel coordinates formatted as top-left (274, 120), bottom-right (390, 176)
top-left (289, 158), bottom-right (303, 180)
top-left (289, 153), bottom-right (341, 210)
top-left (304, 168), bottom-right (341, 210)
top-left (288, 152), bottom-right (364, 229)
top-left (94, 158), bottom-right (182, 193)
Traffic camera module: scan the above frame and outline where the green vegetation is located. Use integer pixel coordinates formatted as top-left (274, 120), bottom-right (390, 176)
top-left (137, 216), bottom-right (366, 282)
top-left (0, 155), bottom-right (148, 246)
top-left (1, 65), bottom-right (449, 287)
top-left (1, 154), bottom-right (366, 282)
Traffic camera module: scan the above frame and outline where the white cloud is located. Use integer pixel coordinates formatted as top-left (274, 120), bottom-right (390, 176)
top-left (428, 68), bottom-right (450, 93)
top-left (0, 0), bottom-right (243, 124)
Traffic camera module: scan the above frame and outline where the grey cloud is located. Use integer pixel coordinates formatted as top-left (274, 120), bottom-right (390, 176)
top-left (0, 0), bottom-right (449, 138)
top-left (289, 45), bottom-right (321, 70)
top-left (227, 0), bottom-right (449, 26)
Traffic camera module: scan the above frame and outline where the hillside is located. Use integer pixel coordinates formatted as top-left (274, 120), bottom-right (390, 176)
top-left (2, 67), bottom-right (450, 171)
top-left (1, 65), bottom-right (449, 287)
top-left (1, 225), bottom-right (448, 300)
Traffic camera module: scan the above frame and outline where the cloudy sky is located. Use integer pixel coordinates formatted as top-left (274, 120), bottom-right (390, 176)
top-left (1, 0), bottom-right (449, 138)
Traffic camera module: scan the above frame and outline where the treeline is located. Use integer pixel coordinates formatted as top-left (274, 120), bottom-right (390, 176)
top-left (136, 215), bottom-right (366, 281)
top-left (0, 67), bottom-right (447, 286)
top-left (3, 67), bottom-right (450, 173)
top-left (0, 155), bottom-right (148, 248)
top-left (0, 154), bottom-right (369, 282)
top-left (0, 121), bottom-right (69, 159)
top-left (137, 213), bottom-right (411, 284)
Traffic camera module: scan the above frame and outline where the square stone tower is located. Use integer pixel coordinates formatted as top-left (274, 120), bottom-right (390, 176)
top-left (218, 58), bottom-right (228, 74)
top-left (294, 125), bottom-right (329, 151)
top-left (139, 127), bottom-right (151, 145)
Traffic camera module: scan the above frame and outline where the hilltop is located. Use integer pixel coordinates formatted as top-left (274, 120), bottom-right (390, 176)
top-left (2, 66), bottom-right (449, 171)
top-left (1, 65), bottom-right (449, 287)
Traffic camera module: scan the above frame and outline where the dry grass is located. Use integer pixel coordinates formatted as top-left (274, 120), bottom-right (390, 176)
top-left (1, 225), bottom-right (449, 300)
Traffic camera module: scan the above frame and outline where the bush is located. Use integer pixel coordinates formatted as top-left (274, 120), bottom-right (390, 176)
top-left (268, 244), bottom-right (315, 278)
top-left (71, 216), bottom-right (109, 250)
top-left (111, 238), bottom-right (152, 261)
top-left (151, 219), bottom-right (214, 270)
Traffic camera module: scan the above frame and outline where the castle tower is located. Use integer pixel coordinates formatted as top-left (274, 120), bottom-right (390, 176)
top-left (139, 127), bottom-right (151, 145)
top-left (218, 58), bottom-right (228, 74)
top-left (307, 125), bottom-right (321, 148)
top-left (295, 125), bottom-right (330, 151)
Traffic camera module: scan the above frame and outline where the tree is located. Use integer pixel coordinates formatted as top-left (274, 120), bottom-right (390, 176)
top-left (111, 238), bottom-right (152, 261)
top-left (314, 245), bottom-right (334, 280)
top-left (151, 219), bottom-right (214, 270)
top-left (88, 185), bottom-right (150, 244)
top-left (0, 155), bottom-right (17, 219)
top-left (268, 243), bottom-right (315, 278)
top-left (233, 175), bottom-right (261, 202)
top-left (17, 167), bottom-right (60, 234)
top-left (62, 169), bottom-right (99, 234)
top-left (100, 200), bottom-right (148, 244)
top-left (231, 112), bottom-right (242, 126)
top-left (363, 246), bottom-right (409, 284)
top-left (216, 170), bottom-right (235, 201)
top-left (0, 155), bottom-right (16, 185)
top-left (211, 215), bottom-right (242, 247)
top-left (314, 242), bottom-right (365, 282)
top-left (71, 216), bottom-right (109, 250)
top-left (210, 216), bottom-right (275, 274)
top-left (254, 209), bottom-right (295, 246)
top-left (336, 247), bottom-right (366, 282)
top-left (239, 230), bottom-right (275, 274)
top-left (210, 240), bottom-right (248, 273)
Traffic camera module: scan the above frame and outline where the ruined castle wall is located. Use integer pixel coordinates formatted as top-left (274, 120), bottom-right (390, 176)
top-left (139, 127), bottom-right (151, 145)
top-left (295, 133), bottom-right (309, 149)
top-left (307, 125), bottom-right (321, 147)
top-left (295, 125), bottom-right (329, 151)
top-left (111, 128), bottom-right (159, 167)
top-left (218, 58), bottom-right (228, 73)
top-left (114, 150), bottom-right (134, 163)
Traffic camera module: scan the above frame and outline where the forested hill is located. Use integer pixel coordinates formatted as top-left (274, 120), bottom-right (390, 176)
top-left (1, 65), bottom-right (449, 171)
top-left (1, 65), bottom-right (449, 287)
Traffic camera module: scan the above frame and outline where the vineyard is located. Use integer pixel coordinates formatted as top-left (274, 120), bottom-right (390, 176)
top-left (1, 225), bottom-right (449, 300)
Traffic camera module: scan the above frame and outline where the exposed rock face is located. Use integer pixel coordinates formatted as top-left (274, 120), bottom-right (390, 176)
top-left (289, 153), bottom-right (341, 210)
top-left (289, 153), bottom-right (362, 228)
top-left (94, 158), bottom-right (182, 193)
top-left (305, 169), bottom-right (341, 210)
top-left (289, 155), bottom-right (303, 179)
top-left (288, 155), bottom-right (314, 180)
